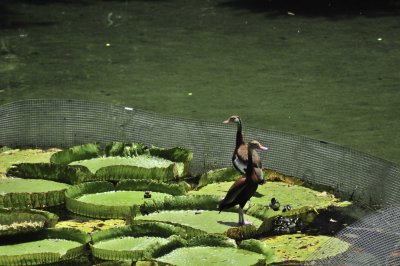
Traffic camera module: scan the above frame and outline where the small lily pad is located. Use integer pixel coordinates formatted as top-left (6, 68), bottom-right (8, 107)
top-left (0, 178), bottom-right (70, 208)
top-left (262, 233), bottom-right (350, 263)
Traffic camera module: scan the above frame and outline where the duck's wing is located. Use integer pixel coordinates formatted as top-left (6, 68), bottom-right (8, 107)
top-left (233, 156), bottom-right (247, 174)
top-left (251, 150), bottom-right (262, 168)
top-left (250, 167), bottom-right (265, 184)
top-left (218, 177), bottom-right (246, 211)
top-left (232, 144), bottom-right (249, 174)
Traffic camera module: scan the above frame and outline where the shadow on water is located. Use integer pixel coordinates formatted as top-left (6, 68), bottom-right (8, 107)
top-left (218, 0), bottom-right (400, 18)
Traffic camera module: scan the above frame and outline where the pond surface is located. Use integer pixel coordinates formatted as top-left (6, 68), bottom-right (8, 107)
top-left (1, 0), bottom-right (399, 164)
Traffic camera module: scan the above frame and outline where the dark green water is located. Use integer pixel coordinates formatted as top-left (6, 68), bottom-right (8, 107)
top-left (1, 0), bottom-right (399, 165)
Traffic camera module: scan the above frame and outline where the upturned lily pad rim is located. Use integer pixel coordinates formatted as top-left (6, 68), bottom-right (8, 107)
top-left (153, 245), bottom-right (267, 266)
top-left (0, 208), bottom-right (59, 236)
top-left (90, 222), bottom-right (188, 261)
top-left (0, 178), bottom-right (70, 208)
top-left (65, 180), bottom-right (186, 219)
top-left (0, 227), bottom-right (90, 266)
top-left (135, 209), bottom-right (264, 239)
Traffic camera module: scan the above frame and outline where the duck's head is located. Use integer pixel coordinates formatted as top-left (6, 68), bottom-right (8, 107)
top-left (248, 140), bottom-right (269, 151)
top-left (223, 115), bottom-right (241, 124)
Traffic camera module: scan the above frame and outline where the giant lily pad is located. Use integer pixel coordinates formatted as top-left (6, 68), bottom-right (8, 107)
top-left (66, 180), bottom-right (184, 219)
top-left (90, 222), bottom-right (187, 261)
top-left (262, 233), bottom-right (350, 263)
top-left (136, 210), bottom-right (262, 236)
top-left (134, 195), bottom-right (265, 240)
top-left (50, 143), bottom-right (101, 165)
top-left (155, 246), bottom-right (267, 265)
top-left (0, 178), bottom-right (70, 208)
top-left (0, 228), bottom-right (90, 265)
top-left (189, 179), bottom-right (350, 232)
top-left (7, 163), bottom-right (93, 184)
top-left (0, 208), bottom-right (58, 236)
top-left (0, 148), bottom-right (59, 175)
top-left (104, 142), bottom-right (193, 176)
top-left (69, 155), bottom-right (183, 181)
top-left (190, 180), bottom-right (344, 210)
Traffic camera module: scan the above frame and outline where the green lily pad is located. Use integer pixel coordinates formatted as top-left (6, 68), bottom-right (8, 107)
top-left (90, 222), bottom-right (187, 261)
top-left (156, 246), bottom-right (266, 265)
top-left (0, 178), bottom-right (70, 208)
top-left (77, 191), bottom-right (171, 206)
top-left (0, 228), bottom-right (90, 265)
top-left (0, 209), bottom-right (58, 236)
top-left (190, 181), bottom-right (343, 210)
top-left (198, 167), bottom-right (241, 188)
top-left (262, 233), bottom-right (350, 263)
top-left (0, 148), bottom-right (58, 174)
top-left (190, 180), bottom-right (347, 220)
top-left (136, 210), bottom-right (262, 235)
top-left (65, 181), bottom-right (180, 219)
top-left (50, 143), bottom-right (101, 165)
top-left (105, 142), bottom-right (149, 157)
top-left (7, 163), bottom-right (93, 185)
top-left (69, 155), bottom-right (183, 181)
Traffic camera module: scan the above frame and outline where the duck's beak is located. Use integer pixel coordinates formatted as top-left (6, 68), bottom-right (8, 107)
top-left (223, 119), bottom-right (230, 124)
top-left (259, 145), bottom-right (269, 151)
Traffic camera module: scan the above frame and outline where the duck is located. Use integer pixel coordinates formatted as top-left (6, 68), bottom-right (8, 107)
top-left (218, 140), bottom-right (268, 225)
top-left (223, 115), bottom-right (267, 183)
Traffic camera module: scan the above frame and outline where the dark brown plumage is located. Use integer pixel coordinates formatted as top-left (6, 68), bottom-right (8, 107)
top-left (218, 140), bottom-right (268, 225)
top-left (223, 116), bottom-right (266, 183)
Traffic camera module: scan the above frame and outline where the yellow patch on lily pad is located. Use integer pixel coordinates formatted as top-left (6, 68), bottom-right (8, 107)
top-left (262, 233), bottom-right (350, 263)
top-left (55, 219), bottom-right (125, 233)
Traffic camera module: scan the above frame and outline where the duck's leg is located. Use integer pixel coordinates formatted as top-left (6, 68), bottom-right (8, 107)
top-left (238, 207), bottom-right (253, 226)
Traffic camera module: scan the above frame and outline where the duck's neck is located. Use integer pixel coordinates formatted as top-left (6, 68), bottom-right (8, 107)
top-left (246, 145), bottom-right (254, 172)
top-left (236, 119), bottom-right (244, 148)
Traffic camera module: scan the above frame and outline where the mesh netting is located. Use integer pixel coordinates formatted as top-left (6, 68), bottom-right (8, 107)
top-left (1, 99), bottom-right (399, 264)
top-left (308, 205), bottom-right (400, 265)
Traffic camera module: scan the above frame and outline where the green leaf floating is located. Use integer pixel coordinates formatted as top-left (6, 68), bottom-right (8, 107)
top-left (155, 246), bottom-right (267, 266)
top-left (90, 222), bottom-right (187, 261)
top-left (136, 210), bottom-right (262, 236)
top-left (189, 179), bottom-right (350, 232)
top-left (0, 208), bottom-right (58, 236)
top-left (0, 148), bottom-right (58, 174)
top-left (262, 233), bottom-right (350, 263)
top-left (0, 178), bottom-right (70, 208)
top-left (66, 180), bottom-right (185, 219)
top-left (0, 228), bottom-right (90, 266)
top-left (7, 163), bottom-right (93, 185)
top-left (69, 155), bottom-right (183, 182)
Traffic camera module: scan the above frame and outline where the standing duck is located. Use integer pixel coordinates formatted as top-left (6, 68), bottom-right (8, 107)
top-left (223, 115), bottom-right (267, 183)
top-left (218, 140), bottom-right (268, 225)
